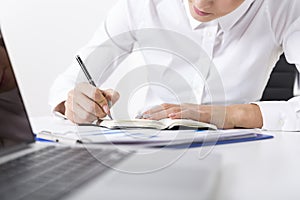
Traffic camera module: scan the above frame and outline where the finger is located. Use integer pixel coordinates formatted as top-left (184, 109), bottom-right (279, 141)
top-left (143, 103), bottom-right (178, 115)
top-left (66, 88), bottom-right (105, 122)
top-left (76, 82), bottom-right (110, 115)
top-left (76, 82), bottom-right (108, 107)
top-left (65, 101), bottom-right (98, 124)
top-left (142, 104), bottom-right (168, 115)
top-left (76, 82), bottom-right (99, 98)
top-left (169, 109), bottom-right (206, 122)
top-left (146, 110), bottom-right (168, 120)
top-left (74, 91), bottom-right (106, 118)
top-left (146, 106), bottom-right (182, 120)
top-left (102, 89), bottom-right (120, 105)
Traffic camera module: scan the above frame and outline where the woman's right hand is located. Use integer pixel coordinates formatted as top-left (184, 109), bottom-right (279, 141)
top-left (55, 82), bottom-right (119, 124)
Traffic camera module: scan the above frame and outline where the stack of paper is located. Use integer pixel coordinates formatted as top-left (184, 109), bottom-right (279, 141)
top-left (37, 128), bottom-right (258, 147)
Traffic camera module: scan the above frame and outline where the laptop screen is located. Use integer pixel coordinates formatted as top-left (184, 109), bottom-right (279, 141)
top-left (0, 28), bottom-right (35, 150)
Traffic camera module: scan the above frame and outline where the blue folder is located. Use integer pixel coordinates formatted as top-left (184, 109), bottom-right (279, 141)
top-left (162, 133), bottom-right (274, 149)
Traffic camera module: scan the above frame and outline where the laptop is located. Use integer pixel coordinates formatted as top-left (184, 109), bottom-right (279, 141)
top-left (0, 27), bottom-right (221, 200)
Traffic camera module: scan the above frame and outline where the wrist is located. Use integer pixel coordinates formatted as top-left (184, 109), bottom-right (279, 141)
top-left (228, 104), bottom-right (263, 129)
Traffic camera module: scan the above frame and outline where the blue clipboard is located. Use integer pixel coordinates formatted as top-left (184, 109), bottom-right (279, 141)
top-left (164, 134), bottom-right (274, 149)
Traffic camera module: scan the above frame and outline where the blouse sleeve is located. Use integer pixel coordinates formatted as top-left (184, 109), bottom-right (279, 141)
top-left (253, 0), bottom-right (300, 131)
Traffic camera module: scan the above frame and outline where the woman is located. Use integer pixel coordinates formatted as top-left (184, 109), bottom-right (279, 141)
top-left (50, 0), bottom-right (300, 131)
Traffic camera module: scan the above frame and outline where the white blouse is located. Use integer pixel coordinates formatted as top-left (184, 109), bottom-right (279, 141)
top-left (49, 0), bottom-right (300, 131)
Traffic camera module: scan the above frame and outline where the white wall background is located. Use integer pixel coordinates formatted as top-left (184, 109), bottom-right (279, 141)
top-left (0, 0), bottom-right (118, 117)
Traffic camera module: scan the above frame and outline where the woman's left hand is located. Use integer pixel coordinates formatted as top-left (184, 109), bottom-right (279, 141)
top-left (141, 103), bottom-right (263, 129)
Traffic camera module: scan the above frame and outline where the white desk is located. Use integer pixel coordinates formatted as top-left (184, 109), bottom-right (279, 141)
top-left (31, 116), bottom-right (300, 200)
top-left (210, 131), bottom-right (300, 200)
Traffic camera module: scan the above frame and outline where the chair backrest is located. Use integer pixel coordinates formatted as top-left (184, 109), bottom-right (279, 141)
top-left (261, 54), bottom-right (298, 101)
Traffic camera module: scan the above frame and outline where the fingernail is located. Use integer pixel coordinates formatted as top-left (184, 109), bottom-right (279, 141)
top-left (135, 113), bottom-right (143, 119)
top-left (103, 105), bottom-right (110, 114)
top-left (168, 113), bottom-right (176, 117)
top-left (142, 114), bottom-right (151, 119)
top-left (107, 100), bottom-right (113, 108)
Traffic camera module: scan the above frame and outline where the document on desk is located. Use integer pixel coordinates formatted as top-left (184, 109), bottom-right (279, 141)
top-left (36, 126), bottom-right (259, 146)
top-left (80, 129), bottom-right (258, 146)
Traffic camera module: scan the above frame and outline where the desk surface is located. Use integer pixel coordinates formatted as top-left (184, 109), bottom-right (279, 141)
top-left (31, 116), bottom-right (300, 200)
top-left (209, 131), bottom-right (300, 200)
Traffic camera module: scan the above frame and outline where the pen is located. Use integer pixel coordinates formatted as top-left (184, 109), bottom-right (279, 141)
top-left (76, 55), bottom-right (113, 120)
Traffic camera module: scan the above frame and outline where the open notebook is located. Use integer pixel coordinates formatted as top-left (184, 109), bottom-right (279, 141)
top-left (93, 118), bottom-right (217, 130)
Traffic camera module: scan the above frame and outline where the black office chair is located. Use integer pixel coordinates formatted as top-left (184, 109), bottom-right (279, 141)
top-left (261, 54), bottom-right (298, 101)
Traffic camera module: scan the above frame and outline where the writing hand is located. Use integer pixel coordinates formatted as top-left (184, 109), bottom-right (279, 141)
top-left (63, 82), bottom-right (119, 124)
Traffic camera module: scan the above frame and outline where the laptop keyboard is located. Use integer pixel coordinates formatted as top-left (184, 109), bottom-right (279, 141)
top-left (0, 145), bottom-right (133, 200)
